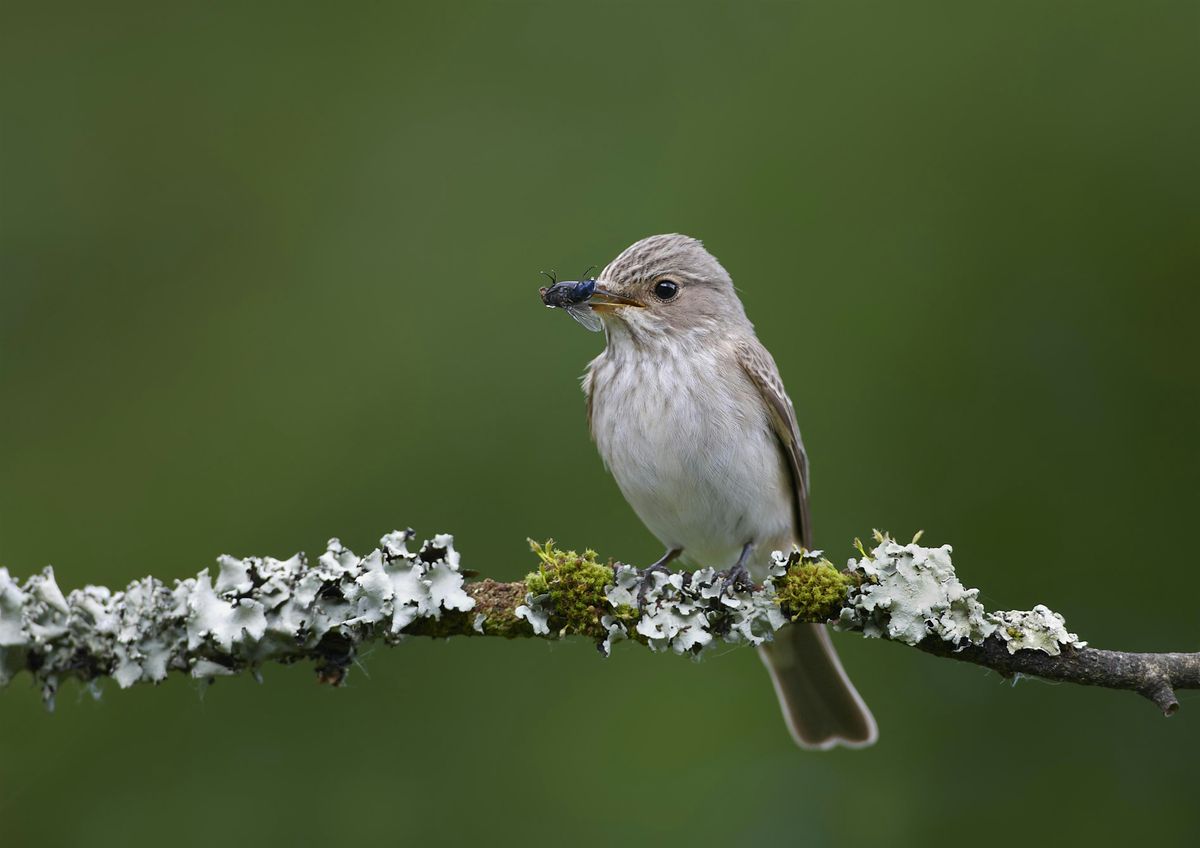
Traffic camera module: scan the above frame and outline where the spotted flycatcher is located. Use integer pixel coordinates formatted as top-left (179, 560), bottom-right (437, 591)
top-left (545, 234), bottom-right (876, 749)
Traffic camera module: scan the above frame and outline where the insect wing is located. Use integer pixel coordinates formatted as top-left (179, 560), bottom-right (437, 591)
top-left (563, 303), bottom-right (603, 332)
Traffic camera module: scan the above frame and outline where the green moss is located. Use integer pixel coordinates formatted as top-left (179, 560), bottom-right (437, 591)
top-left (524, 567), bottom-right (550, 596)
top-left (463, 605), bottom-right (525, 639)
top-left (524, 540), bottom-right (615, 637)
top-left (611, 604), bottom-right (639, 626)
top-left (775, 558), bottom-right (854, 623)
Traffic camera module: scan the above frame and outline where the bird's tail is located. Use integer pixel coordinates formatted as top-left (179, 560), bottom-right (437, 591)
top-left (758, 623), bottom-right (878, 749)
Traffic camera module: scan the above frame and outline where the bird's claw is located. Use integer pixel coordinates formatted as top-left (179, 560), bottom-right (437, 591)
top-left (635, 564), bottom-right (672, 607)
top-left (720, 562), bottom-right (753, 596)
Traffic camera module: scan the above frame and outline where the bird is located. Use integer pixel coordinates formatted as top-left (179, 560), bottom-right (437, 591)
top-left (548, 233), bottom-right (877, 749)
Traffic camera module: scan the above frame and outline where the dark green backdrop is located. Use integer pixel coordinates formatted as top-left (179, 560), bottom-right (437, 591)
top-left (2, 2), bottom-right (1198, 845)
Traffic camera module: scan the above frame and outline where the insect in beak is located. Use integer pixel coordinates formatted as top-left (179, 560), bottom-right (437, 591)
top-left (539, 271), bottom-right (644, 333)
top-left (540, 277), bottom-right (602, 332)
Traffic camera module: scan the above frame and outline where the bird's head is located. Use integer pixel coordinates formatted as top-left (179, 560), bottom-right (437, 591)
top-left (542, 234), bottom-right (750, 341)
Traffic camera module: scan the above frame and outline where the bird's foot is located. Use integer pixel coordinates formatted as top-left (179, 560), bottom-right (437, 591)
top-left (625, 548), bottom-right (683, 607)
top-left (635, 563), bottom-right (674, 607)
top-left (719, 561), bottom-right (753, 596)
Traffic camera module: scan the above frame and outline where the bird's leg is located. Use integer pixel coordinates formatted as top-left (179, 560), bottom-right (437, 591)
top-left (722, 542), bottom-right (755, 594)
top-left (634, 547), bottom-right (682, 606)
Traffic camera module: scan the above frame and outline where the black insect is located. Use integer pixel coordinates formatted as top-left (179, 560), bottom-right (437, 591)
top-left (538, 269), bottom-right (602, 332)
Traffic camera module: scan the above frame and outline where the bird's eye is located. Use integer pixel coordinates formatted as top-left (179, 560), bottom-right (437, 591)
top-left (654, 279), bottom-right (679, 301)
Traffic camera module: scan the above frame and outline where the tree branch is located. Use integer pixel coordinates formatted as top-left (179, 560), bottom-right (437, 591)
top-left (1, 530), bottom-right (1196, 716)
top-left (913, 639), bottom-right (1198, 715)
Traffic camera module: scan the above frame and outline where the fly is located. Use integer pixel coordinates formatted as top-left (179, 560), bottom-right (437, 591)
top-left (539, 270), bottom-right (603, 333)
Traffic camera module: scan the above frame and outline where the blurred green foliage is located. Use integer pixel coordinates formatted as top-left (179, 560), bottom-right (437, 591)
top-left (2, 1), bottom-right (1198, 845)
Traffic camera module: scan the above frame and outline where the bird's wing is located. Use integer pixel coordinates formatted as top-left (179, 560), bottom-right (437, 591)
top-left (736, 338), bottom-right (813, 549)
top-left (582, 366), bottom-right (596, 436)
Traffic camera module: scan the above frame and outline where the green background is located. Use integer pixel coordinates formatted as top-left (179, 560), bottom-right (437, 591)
top-left (2, 2), bottom-right (1198, 845)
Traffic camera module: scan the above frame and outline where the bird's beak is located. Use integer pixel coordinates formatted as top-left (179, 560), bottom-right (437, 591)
top-left (588, 285), bottom-right (644, 312)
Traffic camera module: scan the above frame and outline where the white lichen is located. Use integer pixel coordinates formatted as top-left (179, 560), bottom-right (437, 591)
top-left (597, 613), bottom-right (626, 657)
top-left (835, 536), bottom-right (1086, 654)
top-left (0, 530), bottom-right (1092, 707)
top-left (514, 592), bottom-right (551, 635)
top-left (991, 605), bottom-right (1085, 656)
top-left (602, 561), bottom-right (789, 657)
top-left (0, 530), bottom-right (474, 707)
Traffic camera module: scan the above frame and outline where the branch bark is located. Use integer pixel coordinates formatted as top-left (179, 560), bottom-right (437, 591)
top-left (1, 530), bottom-right (1196, 717)
top-left (913, 638), bottom-right (1199, 715)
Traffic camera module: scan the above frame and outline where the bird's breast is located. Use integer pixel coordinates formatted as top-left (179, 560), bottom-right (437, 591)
top-left (586, 339), bottom-right (795, 572)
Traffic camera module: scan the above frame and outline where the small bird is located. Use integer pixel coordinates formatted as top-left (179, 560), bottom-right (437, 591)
top-left (543, 234), bottom-right (877, 749)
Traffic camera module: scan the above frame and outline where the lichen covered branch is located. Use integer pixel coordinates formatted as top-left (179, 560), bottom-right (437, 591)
top-left (1, 530), bottom-right (1197, 715)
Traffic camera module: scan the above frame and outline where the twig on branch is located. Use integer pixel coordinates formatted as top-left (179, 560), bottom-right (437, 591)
top-left (1, 530), bottom-right (1196, 716)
